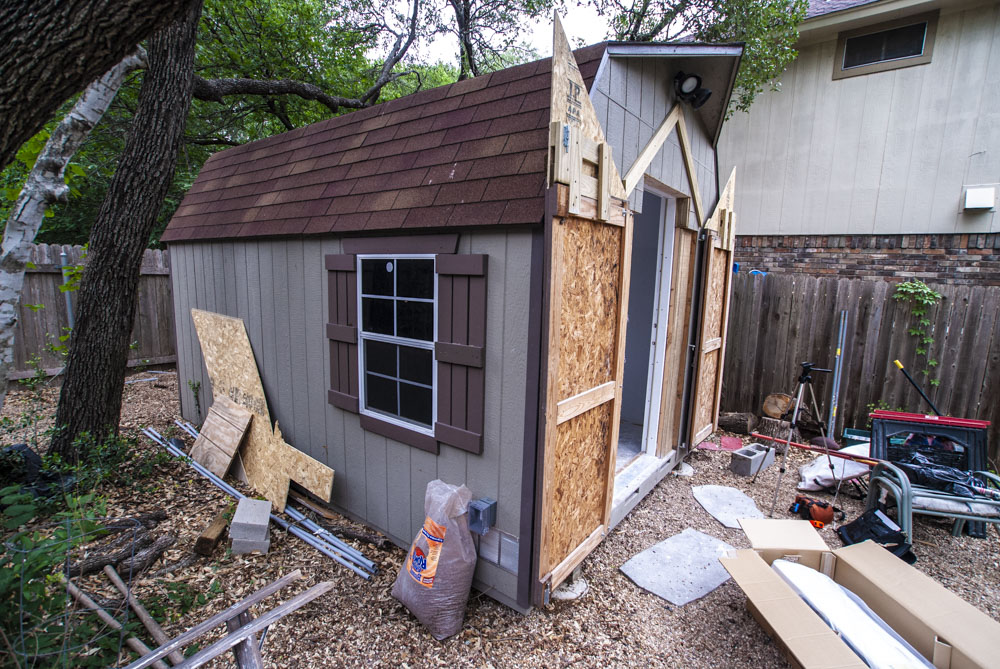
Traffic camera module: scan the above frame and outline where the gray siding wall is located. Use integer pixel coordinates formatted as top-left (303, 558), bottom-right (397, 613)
top-left (170, 229), bottom-right (534, 604)
top-left (592, 55), bottom-right (719, 217)
top-left (719, 3), bottom-right (1000, 236)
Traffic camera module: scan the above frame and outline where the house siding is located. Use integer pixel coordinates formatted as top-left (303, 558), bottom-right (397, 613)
top-left (719, 2), bottom-right (1000, 237)
top-left (170, 228), bottom-right (534, 606)
top-left (593, 55), bottom-right (719, 217)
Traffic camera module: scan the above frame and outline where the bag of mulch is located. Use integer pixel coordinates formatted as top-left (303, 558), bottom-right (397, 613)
top-left (391, 479), bottom-right (475, 640)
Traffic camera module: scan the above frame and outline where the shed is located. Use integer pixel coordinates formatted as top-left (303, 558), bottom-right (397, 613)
top-left (163, 20), bottom-right (742, 611)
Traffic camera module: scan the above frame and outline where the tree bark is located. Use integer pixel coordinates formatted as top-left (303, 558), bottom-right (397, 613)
top-left (49, 1), bottom-right (203, 461)
top-left (0, 49), bottom-right (146, 414)
top-left (0, 0), bottom-right (197, 171)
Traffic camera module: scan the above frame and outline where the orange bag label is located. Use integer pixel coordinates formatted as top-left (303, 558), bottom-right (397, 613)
top-left (407, 516), bottom-right (447, 588)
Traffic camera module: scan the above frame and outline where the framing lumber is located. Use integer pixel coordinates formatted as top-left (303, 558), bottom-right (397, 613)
top-left (194, 510), bottom-right (229, 556)
top-left (173, 582), bottom-right (334, 668)
top-left (65, 580), bottom-right (168, 669)
top-left (676, 113), bottom-right (705, 226)
top-left (556, 381), bottom-right (616, 424)
top-left (226, 611), bottom-right (264, 669)
top-left (123, 570), bottom-right (302, 669)
top-left (622, 103), bottom-right (681, 196)
top-left (104, 566), bottom-right (185, 666)
top-left (542, 525), bottom-right (605, 596)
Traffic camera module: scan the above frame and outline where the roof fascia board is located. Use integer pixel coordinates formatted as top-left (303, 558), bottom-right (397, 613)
top-left (799, 0), bottom-right (968, 41)
top-left (605, 43), bottom-right (744, 58)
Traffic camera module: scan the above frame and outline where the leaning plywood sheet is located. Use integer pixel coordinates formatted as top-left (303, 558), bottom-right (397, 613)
top-left (191, 309), bottom-right (334, 512)
top-left (189, 395), bottom-right (253, 477)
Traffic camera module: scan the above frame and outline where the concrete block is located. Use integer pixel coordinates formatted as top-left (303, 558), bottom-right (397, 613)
top-left (231, 535), bottom-right (270, 555)
top-left (729, 443), bottom-right (775, 477)
top-left (231, 498), bottom-right (271, 541)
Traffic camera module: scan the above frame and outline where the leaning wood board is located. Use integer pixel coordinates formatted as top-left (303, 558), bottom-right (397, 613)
top-left (189, 395), bottom-right (253, 477)
top-left (191, 309), bottom-right (334, 512)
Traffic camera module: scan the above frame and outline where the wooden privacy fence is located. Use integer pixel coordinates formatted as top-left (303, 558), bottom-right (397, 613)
top-left (11, 244), bottom-right (175, 379)
top-left (722, 272), bottom-right (1000, 461)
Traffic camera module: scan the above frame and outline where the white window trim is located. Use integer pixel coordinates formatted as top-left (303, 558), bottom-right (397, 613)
top-left (356, 254), bottom-right (438, 436)
top-left (832, 10), bottom-right (938, 81)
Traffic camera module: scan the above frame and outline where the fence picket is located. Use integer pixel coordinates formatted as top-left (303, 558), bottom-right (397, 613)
top-left (723, 273), bottom-right (1000, 460)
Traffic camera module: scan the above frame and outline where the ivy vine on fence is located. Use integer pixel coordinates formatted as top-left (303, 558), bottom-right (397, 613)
top-left (892, 279), bottom-right (944, 386)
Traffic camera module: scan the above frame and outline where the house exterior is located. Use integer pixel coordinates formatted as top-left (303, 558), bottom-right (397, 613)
top-left (719, 0), bottom-right (1000, 285)
top-left (162, 27), bottom-right (741, 611)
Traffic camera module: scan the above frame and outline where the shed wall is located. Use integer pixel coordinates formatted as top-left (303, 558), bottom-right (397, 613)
top-left (718, 2), bottom-right (1000, 236)
top-left (170, 229), bottom-right (535, 605)
top-left (592, 55), bottom-right (719, 217)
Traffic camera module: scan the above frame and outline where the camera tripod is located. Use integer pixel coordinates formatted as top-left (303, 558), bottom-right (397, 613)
top-left (752, 362), bottom-right (836, 517)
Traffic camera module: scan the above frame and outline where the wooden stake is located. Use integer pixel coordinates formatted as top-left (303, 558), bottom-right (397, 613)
top-left (104, 565), bottom-right (186, 666)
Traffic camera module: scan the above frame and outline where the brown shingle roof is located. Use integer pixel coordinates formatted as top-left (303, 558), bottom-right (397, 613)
top-left (162, 44), bottom-right (607, 242)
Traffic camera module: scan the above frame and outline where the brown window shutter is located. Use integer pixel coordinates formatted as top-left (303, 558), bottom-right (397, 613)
top-left (325, 254), bottom-right (359, 412)
top-left (435, 254), bottom-right (487, 454)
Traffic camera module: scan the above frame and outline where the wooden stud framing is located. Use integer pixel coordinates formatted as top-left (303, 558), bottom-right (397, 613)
top-left (676, 113), bottom-right (705, 226)
top-left (556, 381), bottom-right (616, 424)
top-left (622, 103), bottom-right (682, 196)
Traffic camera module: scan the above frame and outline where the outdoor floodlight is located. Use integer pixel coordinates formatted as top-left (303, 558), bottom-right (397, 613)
top-left (674, 71), bottom-right (712, 109)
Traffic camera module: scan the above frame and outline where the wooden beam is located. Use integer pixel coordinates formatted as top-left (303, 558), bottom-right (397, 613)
top-left (542, 525), bottom-right (605, 595)
top-left (123, 570), bottom-right (302, 669)
top-left (622, 103), bottom-right (681, 196)
top-left (194, 510), bottom-right (229, 556)
top-left (676, 113), bottom-right (705, 226)
top-left (567, 124), bottom-right (582, 215)
top-left (104, 566), bottom-right (186, 666)
top-left (598, 142), bottom-right (611, 221)
top-left (556, 381), bottom-right (615, 424)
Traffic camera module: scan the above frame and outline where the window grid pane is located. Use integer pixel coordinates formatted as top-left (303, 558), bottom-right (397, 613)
top-left (358, 254), bottom-right (435, 432)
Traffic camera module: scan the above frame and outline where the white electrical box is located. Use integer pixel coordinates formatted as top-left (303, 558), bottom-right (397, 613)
top-left (964, 186), bottom-right (996, 210)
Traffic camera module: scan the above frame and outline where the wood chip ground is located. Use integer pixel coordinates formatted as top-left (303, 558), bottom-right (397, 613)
top-left (4, 370), bottom-right (997, 668)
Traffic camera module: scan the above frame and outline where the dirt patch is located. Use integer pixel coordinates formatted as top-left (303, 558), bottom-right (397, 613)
top-left (4, 372), bottom-right (997, 668)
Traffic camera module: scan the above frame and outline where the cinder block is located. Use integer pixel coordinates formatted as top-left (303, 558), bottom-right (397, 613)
top-left (231, 498), bottom-right (271, 541)
top-left (729, 443), bottom-right (775, 477)
top-left (231, 536), bottom-right (270, 555)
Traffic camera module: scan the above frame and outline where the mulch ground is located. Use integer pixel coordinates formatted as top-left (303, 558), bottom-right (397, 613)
top-left (4, 369), bottom-right (998, 668)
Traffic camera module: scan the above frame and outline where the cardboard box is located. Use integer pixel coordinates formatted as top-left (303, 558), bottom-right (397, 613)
top-left (721, 519), bottom-right (1000, 669)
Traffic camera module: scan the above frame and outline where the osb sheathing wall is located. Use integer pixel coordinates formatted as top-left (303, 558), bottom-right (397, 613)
top-left (169, 230), bottom-right (535, 607)
top-left (542, 217), bottom-right (622, 576)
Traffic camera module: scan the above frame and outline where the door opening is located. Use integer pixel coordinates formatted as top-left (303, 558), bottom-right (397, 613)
top-left (617, 189), bottom-right (673, 474)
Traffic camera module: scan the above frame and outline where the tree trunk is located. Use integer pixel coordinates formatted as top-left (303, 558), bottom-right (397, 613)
top-left (0, 0), bottom-right (197, 171)
top-left (49, 1), bottom-right (203, 461)
top-left (0, 50), bottom-right (146, 414)
top-left (755, 416), bottom-right (802, 452)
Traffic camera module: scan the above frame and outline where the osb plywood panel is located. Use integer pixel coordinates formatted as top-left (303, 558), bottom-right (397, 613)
top-left (556, 218), bottom-right (621, 398)
top-left (692, 349), bottom-right (720, 442)
top-left (541, 402), bottom-right (612, 576)
top-left (189, 395), bottom-right (253, 477)
top-left (549, 14), bottom-right (627, 200)
top-left (704, 246), bottom-right (729, 339)
top-left (191, 308), bottom-right (334, 512)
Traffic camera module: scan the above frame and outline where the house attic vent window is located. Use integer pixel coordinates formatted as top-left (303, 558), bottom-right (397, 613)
top-left (834, 11), bottom-right (937, 80)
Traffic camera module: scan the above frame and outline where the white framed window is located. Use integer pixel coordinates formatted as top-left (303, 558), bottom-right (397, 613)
top-left (357, 254), bottom-right (437, 434)
top-left (833, 11), bottom-right (938, 80)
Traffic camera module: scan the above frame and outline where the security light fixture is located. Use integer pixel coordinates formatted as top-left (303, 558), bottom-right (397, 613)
top-left (674, 71), bottom-right (712, 109)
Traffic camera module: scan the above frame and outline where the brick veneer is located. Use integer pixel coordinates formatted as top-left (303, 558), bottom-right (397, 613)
top-left (734, 233), bottom-right (1000, 285)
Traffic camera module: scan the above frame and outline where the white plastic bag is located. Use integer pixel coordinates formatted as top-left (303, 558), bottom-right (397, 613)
top-left (391, 479), bottom-right (475, 640)
top-left (797, 443), bottom-right (870, 491)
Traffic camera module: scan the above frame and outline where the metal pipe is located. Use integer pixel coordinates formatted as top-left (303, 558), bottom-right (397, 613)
top-left (893, 360), bottom-right (942, 416)
top-left (827, 311), bottom-right (847, 435)
top-left (59, 250), bottom-right (75, 330)
top-left (173, 422), bottom-right (375, 568)
top-left (144, 429), bottom-right (374, 578)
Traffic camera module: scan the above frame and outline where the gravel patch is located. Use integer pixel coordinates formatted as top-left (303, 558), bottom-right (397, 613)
top-left (4, 372), bottom-right (997, 668)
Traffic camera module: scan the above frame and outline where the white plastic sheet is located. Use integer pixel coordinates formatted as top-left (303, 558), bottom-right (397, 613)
top-left (797, 443), bottom-right (871, 491)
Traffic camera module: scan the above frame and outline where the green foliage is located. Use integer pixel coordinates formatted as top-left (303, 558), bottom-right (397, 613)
top-left (143, 579), bottom-right (222, 624)
top-left (596, 0), bottom-right (808, 115)
top-left (893, 280), bottom-right (944, 386)
top-left (865, 399), bottom-right (905, 428)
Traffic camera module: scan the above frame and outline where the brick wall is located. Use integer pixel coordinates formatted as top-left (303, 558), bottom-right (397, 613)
top-left (734, 233), bottom-right (1000, 285)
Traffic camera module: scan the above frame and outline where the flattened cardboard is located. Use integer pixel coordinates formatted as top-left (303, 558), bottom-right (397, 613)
top-left (725, 519), bottom-right (1000, 669)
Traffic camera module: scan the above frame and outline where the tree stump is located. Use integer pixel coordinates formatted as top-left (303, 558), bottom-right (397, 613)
top-left (755, 417), bottom-right (802, 453)
top-left (763, 393), bottom-right (793, 419)
top-left (718, 412), bottom-right (759, 435)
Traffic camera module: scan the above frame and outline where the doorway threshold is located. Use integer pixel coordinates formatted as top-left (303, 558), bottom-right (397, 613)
top-left (610, 450), bottom-right (678, 529)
